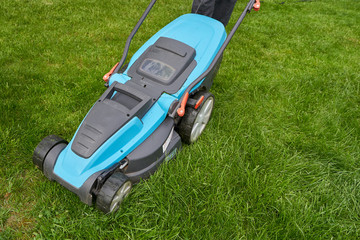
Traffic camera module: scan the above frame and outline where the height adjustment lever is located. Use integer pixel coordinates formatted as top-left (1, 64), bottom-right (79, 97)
top-left (177, 92), bottom-right (189, 117)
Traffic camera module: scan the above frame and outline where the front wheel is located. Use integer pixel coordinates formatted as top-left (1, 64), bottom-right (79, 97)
top-left (96, 172), bottom-right (132, 214)
top-left (178, 91), bottom-right (214, 144)
top-left (33, 135), bottom-right (68, 172)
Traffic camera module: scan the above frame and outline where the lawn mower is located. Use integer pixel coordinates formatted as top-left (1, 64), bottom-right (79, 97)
top-left (33, 0), bottom-right (260, 213)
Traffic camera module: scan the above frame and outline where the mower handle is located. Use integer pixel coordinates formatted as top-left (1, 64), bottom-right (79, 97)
top-left (172, 0), bottom-right (259, 118)
top-left (113, 0), bottom-right (157, 74)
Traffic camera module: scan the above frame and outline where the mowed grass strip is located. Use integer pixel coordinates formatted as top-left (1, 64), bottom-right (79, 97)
top-left (1, 0), bottom-right (359, 239)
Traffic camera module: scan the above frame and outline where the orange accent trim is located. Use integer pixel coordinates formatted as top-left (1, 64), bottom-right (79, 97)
top-left (103, 62), bottom-right (119, 82)
top-left (177, 92), bottom-right (189, 117)
top-left (194, 96), bottom-right (204, 110)
top-left (253, 0), bottom-right (260, 11)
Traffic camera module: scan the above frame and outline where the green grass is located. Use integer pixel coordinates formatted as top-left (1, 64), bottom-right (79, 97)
top-left (1, 0), bottom-right (359, 239)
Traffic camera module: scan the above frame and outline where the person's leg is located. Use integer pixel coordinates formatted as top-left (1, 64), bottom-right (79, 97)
top-left (191, 0), bottom-right (216, 18)
top-left (212, 0), bottom-right (237, 26)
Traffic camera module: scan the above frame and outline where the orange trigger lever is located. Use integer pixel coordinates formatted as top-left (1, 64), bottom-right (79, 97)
top-left (253, 0), bottom-right (260, 11)
top-left (103, 62), bottom-right (119, 82)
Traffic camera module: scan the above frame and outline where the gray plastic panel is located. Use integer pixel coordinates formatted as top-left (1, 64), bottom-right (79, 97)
top-left (127, 37), bottom-right (197, 95)
top-left (71, 82), bottom-right (152, 158)
top-left (126, 117), bottom-right (174, 173)
top-left (125, 125), bottom-right (181, 183)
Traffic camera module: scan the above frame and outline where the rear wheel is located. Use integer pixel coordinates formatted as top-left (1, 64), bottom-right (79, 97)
top-left (33, 135), bottom-right (68, 171)
top-left (178, 91), bottom-right (214, 144)
top-left (96, 172), bottom-right (132, 214)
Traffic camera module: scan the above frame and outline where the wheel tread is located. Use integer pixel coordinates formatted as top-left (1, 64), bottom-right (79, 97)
top-left (96, 172), bottom-right (131, 213)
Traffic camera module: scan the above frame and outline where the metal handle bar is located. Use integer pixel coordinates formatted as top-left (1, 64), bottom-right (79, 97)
top-left (174, 0), bottom-right (257, 117)
top-left (184, 0), bottom-right (256, 93)
top-left (113, 0), bottom-right (157, 74)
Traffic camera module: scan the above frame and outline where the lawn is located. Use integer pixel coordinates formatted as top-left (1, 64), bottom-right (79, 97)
top-left (1, 0), bottom-right (359, 239)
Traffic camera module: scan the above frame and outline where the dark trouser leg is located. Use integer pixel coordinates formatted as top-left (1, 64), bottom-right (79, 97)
top-left (191, 0), bottom-right (216, 17)
top-left (212, 0), bottom-right (237, 26)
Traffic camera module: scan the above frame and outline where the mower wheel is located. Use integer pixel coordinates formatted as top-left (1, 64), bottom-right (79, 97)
top-left (33, 135), bottom-right (68, 171)
top-left (178, 91), bottom-right (214, 144)
top-left (96, 172), bottom-right (132, 214)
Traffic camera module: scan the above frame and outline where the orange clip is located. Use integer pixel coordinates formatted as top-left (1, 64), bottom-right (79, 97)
top-left (194, 96), bottom-right (204, 110)
top-left (103, 62), bottom-right (119, 82)
top-left (177, 92), bottom-right (189, 117)
top-left (253, 0), bottom-right (260, 11)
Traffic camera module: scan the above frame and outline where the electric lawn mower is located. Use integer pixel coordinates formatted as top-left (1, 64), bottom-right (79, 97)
top-left (33, 0), bottom-right (260, 213)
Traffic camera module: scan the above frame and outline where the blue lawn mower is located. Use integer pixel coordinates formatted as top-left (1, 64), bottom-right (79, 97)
top-left (33, 0), bottom-right (260, 213)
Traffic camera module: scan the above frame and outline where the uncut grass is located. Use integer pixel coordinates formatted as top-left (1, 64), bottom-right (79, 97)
top-left (1, 0), bottom-right (360, 239)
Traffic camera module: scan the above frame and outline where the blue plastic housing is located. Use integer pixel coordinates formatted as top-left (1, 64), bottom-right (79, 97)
top-left (53, 14), bottom-right (226, 188)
